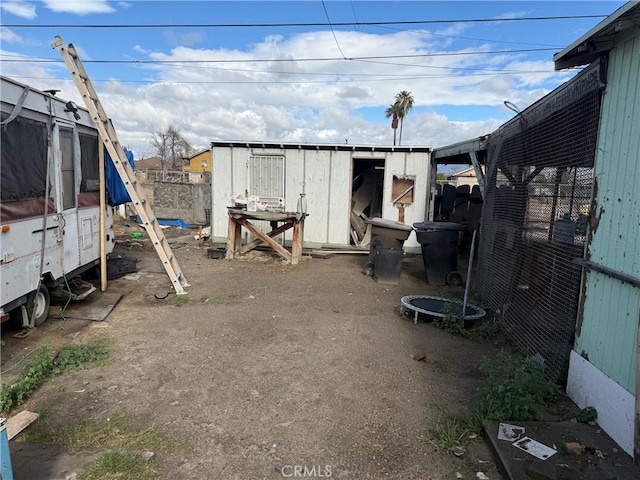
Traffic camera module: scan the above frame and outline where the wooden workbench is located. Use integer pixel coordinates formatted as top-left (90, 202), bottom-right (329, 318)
top-left (226, 209), bottom-right (306, 265)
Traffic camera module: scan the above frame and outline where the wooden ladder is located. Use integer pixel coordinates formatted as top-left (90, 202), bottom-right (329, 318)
top-left (51, 36), bottom-right (189, 295)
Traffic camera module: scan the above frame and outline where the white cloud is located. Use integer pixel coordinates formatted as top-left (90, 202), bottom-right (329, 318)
top-left (0, 1), bottom-right (36, 19)
top-left (0, 28), bottom-right (23, 44)
top-left (4, 27), bottom-right (574, 156)
top-left (492, 10), bottom-right (531, 23)
top-left (163, 30), bottom-right (206, 48)
top-left (132, 45), bottom-right (149, 54)
top-left (43, 0), bottom-right (114, 15)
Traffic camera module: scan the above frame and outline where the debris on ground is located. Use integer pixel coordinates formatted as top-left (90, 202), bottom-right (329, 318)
top-left (413, 351), bottom-right (427, 361)
top-left (485, 420), bottom-right (640, 480)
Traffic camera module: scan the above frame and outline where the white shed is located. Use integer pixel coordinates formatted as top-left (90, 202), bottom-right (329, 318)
top-left (210, 142), bottom-right (432, 252)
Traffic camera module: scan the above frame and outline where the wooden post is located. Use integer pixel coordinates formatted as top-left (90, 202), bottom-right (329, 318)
top-left (226, 215), bottom-right (236, 259)
top-left (98, 140), bottom-right (107, 291)
top-left (398, 204), bottom-right (405, 223)
top-left (292, 219), bottom-right (302, 265)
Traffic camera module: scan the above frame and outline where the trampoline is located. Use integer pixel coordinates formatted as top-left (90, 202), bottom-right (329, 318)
top-left (400, 295), bottom-right (486, 325)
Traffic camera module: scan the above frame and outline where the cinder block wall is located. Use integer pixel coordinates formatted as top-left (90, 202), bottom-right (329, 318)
top-left (152, 182), bottom-right (211, 225)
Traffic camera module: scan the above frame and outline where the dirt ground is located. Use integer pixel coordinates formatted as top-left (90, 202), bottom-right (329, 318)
top-left (2, 232), bottom-right (507, 479)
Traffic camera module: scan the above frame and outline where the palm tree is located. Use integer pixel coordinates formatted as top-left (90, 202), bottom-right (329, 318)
top-left (385, 103), bottom-right (400, 145)
top-left (395, 90), bottom-right (414, 146)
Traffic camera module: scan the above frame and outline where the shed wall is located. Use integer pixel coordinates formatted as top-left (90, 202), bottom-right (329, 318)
top-left (210, 146), bottom-right (430, 248)
top-left (574, 31), bottom-right (640, 392)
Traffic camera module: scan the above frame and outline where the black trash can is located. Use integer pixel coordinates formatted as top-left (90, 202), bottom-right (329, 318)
top-left (363, 218), bottom-right (413, 284)
top-left (374, 247), bottom-right (404, 284)
top-left (366, 218), bottom-right (413, 261)
top-left (413, 221), bottom-right (465, 285)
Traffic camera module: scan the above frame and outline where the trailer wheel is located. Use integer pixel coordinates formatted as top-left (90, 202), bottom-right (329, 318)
top-left (27, 285), bottom-right (50, 326)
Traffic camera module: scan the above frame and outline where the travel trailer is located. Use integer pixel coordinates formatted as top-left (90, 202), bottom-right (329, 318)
top-left (0, 76), bottom-right (115, 326)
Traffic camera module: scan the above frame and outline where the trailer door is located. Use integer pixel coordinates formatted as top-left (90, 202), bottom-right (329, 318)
top-left (59, 125), bottom-right (81, 273)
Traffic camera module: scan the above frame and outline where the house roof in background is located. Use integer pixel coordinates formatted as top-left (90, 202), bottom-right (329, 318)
top-left (554, 1), bottom-right (640, 69)
top-left (189, 149), bottom-right (211, 159)
top-left (449, 166), bottom-right (477, 177)
top-left (134, 156), bottom-right (163, 169)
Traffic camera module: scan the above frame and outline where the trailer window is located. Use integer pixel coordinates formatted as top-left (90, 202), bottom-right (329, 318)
top-left (0, 113), bottom-right (47, 202)
top-left (60, 127), bottom-right (76, 209)
top-left (79, 133), bottom-right (100, 192)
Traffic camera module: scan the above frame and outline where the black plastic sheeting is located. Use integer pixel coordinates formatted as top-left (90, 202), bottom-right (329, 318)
top-left (0, 113), bottom-right (47, 202)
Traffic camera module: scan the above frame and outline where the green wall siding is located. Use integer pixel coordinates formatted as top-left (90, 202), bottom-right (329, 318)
top-left (575, 31), bottom-right (640, 393)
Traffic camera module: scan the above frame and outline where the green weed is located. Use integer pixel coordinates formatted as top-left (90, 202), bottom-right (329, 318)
top-left (434, 301), bottom-right (468, 337)
top-left (577, 406), bottom-right (598, 423)
top-left (1, 340), bottom-right (109, 413)
top-left (478, 318), bottom-right (501, 339)
top-left (474, 351), bottom-right (560, 422)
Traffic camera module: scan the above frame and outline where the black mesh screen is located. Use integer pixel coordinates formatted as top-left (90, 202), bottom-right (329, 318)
top-left (476, 61), bottom-right (603, 382)
top-left (0, 113), bottom-right (48, 202)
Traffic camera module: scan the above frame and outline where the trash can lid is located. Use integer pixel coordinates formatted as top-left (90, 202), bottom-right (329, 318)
top-left (366, 217), bottom-right (414, 231)
top-left (412, 221), bottom-right (465, 231)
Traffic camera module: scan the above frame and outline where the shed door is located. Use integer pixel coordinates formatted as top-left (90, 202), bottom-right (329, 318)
top-left (248, 155), bottom-right (285, 209)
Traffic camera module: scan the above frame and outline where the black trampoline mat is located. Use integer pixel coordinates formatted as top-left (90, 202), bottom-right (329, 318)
top-left (408, 297), bottom-right (477, 317)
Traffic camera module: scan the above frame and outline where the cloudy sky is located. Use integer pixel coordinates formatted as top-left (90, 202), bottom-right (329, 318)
top-left (0, 0), bottom-right (625, 158)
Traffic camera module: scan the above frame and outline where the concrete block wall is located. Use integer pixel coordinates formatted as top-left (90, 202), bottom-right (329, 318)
top-left (152, 182), bottom-right (211, 225)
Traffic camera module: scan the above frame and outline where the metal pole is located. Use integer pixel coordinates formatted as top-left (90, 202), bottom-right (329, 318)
top-left (462, 230), bottom-right (478, 316)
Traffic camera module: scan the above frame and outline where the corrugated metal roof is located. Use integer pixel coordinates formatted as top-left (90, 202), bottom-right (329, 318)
top-left (210, 141), bottom-right (431, 153)
top-left (553, 1), bottom-right (640, 70)
top-left (431, 135), bottom-right (489, 163)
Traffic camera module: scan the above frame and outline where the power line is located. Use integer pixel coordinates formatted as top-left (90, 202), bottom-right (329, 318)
top-left (322, 0), bottom-right (347, 59)
top-left (8, 68), bottom-right (568, 85)
top-left (0, 47), bottom-right (560, 65)
top-left (1, 14), bottom-right (608, 29)
top-left (0, 53), bottom-right (562, 76)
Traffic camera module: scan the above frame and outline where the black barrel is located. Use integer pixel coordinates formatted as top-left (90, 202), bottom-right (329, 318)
top-left (413, 222), bottom-right (464, 285)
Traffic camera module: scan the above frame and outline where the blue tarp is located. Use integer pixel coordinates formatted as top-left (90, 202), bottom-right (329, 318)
top-left (134, 216), bottom-right (192, 228)
top-left (105, 148), bottom-right (134, 206)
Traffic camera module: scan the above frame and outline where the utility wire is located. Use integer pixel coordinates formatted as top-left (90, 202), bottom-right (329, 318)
top-left (9, 69), bottom-right (567, 85)
top-left (1, 52), bottom-right (562, 76)
top-left (1, 14), bottom-right (608, 28)
top-left (0, 47), bottom-right (560, 65)
top-left (322, 0), bottom-right (347, 59)
top-left (350, 1), bottom-right (360, 31)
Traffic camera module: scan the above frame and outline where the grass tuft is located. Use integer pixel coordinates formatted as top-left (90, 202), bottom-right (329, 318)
top-left (424, 416), bottom-right (469, 451)
top-left (27, 413), bottom-right (181, 454)
top-left (168, 295), bottom-right (189, 307)
top-left (80, 451), bottom-right (158, 480)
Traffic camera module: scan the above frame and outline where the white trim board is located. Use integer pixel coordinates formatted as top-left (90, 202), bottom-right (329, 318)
top-left (566, 350), bottom-right (635, 456)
